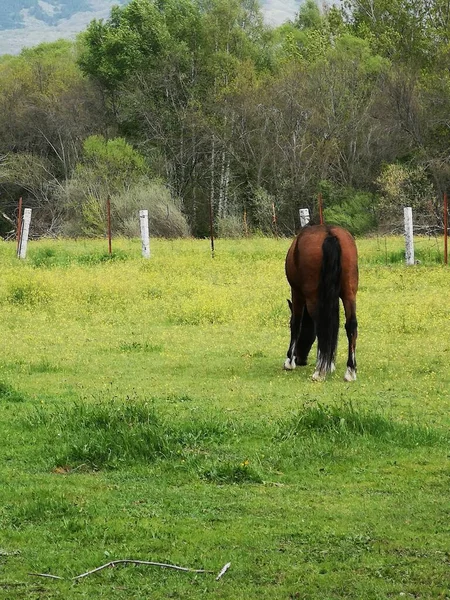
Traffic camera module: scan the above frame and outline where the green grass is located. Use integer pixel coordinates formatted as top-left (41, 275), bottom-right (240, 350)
top-left (0, 235), bottom-right (449, 599)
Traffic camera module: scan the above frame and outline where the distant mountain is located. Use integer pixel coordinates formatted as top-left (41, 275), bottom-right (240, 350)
top-left (0, 0), bottom-right (301, 56)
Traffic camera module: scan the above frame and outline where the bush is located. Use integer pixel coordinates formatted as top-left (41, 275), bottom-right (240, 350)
top-left (251, 188), bottom-right (277, 234)
top-left (323, 192), bottom-right (377, 235)
top-left (113, 182), bottom-right (190, 238)
top-left (217, 215), bottom-right (245, 238)
top-left (59, 135), bottom-right (189, 238)
top-left (320, 182), bottom-right (377, 235)
top-left (61, 180), bottom-right (190, 238)
top-left (375, 163), bottom-right (437, 231)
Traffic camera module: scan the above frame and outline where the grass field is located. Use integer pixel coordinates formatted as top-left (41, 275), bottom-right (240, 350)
top-left (0, 235), bottom-right (449, 599)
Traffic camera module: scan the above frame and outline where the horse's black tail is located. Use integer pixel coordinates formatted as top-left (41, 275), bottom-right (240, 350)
top-left (317, 231), bottom-right (341, 372)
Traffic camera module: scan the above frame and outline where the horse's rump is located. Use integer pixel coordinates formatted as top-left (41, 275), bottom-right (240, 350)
top-left (286, 225), bottom-right (358, 301)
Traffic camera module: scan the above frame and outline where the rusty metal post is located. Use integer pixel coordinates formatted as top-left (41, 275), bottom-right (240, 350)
top-left (272, 203), bottom-right (278, 238)
top-left (444, 192), bottom-right (448, 266)
top-left (209, 197), bottom-right (215, 258)
top-left (107, 196), bottom-right (112, 255)
top-left (318, 193), bottom-right (324, 225)
top-left (16, 197), bottom-right (23, 257)
top-left (243, 209), bottom-right (249, 237)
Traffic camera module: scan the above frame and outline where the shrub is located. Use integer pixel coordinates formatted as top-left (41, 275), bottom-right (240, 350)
top-left (320, 182), bottom-right (377, 235)
top-left (112, 181), bottom-right (190, 238)
top-left (375, 163), bottom-right (437, 231)
top-left (251, 188), bottom-right (277, 234)
top-left (217, 215), bottom-right (245, 238)
top-left (61, 180), bottom-right (190, 238)
top-left (59, 135), bottom-right (189, 238)
top-left (323, 191), bottom-right (377, 235)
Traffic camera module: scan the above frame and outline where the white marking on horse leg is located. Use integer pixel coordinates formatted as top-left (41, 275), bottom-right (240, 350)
top-left (312, 352), bottom-right (326, 380)
top-left (312, 369), bottom-right (325, 381)
top-left (330, 362), bottom-right (336, 373)
top-left (284, 356), bottom-right (296, 370)
top-left (344, 350), bottom-right (356, 381)
top-left (344, 367), bottom-right (357, 381)
top-left (284, 341), bottom-right (297, 370)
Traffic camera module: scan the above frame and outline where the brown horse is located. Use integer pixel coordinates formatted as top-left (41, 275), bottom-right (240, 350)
top-left (284, 225), bottom-right (358, 381)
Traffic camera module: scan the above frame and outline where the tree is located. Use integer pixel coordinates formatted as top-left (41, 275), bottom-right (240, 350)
top-left (341, 0), bottom-right (450, 68)
top-left (295, 0), bottom-right (322, 30)
top-left (0, 40), bottom-right (106, 232)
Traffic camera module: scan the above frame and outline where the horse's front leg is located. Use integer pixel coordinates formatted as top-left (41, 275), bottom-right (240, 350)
top-left (296, 307), bottom-right (316, 366)
top-left (343, 298), bottom-right (358, 381)
top-left (284, 296), bottom-right (304, 370)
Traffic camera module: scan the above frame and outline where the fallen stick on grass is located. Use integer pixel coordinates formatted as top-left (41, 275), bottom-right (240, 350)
top-left (29, 559), bottom-right (231, 581)
top-left (74, 560), bottom-right (211, 580)
top-left (28, 573), bottom-right (65, 580)
top-left (215, 562), bottom-right (231, 580)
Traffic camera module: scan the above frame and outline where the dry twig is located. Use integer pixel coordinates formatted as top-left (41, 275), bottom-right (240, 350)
top-left (215, 562), bottom-right (231, 581)
top-left (73, 560), bottom-right (211, 580)
top-left (29, 559), bottom-right (232, 582)
top-left (28, 573), bottom-right (64, 580)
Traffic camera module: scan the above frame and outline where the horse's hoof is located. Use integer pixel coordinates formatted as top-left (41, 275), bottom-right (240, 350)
top-left (284, 358), bottom-right (296, 370)
top-left (344, 368), bottom-right (357, 382)
top-left (312, 370), bottom-right (325, 382)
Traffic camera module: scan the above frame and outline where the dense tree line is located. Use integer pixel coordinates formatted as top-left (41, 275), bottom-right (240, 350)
top-left (0, 0), bottom-right (449, 238)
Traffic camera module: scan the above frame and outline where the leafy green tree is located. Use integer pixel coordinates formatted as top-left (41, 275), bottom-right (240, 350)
top-left (77, 135), bottom-right (148, 192)
top-left (3, 0), bottom-right (450, 238)
top-left (295, 0), bottom-right (322, 30)
top-left (78, 1), bottom-right (168, 91)
top-left (77, 0), bottom-right (271, 234)
top-left (341, 0), bottom-right (450, 68)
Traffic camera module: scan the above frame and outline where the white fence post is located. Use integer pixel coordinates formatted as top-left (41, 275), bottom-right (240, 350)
top-left (299, 208), bottom-right (310, 227)
top-left (139, 210), bottom-right (150, 258)
top-left (18, 208), bottom-right (32, 259)
top-left (404, 206), bottom-right (414, 265)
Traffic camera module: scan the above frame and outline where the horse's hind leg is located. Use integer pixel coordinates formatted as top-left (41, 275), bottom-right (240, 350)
top-left (343, 297), bottom-right (358, 381)
top-left (295, 307), bottom-right (316, 366)
top-left (284, 294), bottom-right (305, 370)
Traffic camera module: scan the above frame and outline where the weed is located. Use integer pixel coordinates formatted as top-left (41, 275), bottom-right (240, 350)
top-left (276, 403), bottom-right (447, 448)
top-left (201, 460), bottom-right (263, 484)
top-left (119, 341), bottom-right (163, 353)
top-left (3, 491), bottom-right (81, 528)
top-left (27, 400), bottom-right (240, 469)
top-left (27, 358), bottom-right (60, 373)
top-left (29, 247), bottom-right (71, 268)
top-left (0, 381), bottom-right (25, 402)
top-left (76, 250), bottom-right (129, 265)
top-left (7, 282), bottom-right (51, 306)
